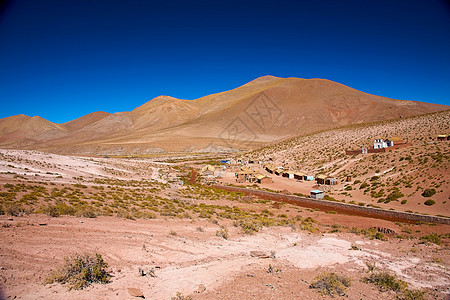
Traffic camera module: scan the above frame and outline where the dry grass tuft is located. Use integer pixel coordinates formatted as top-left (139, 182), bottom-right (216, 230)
top-left (45, 253), bottom-right (110, 290)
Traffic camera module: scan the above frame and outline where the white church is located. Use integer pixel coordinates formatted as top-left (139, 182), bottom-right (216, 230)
top-left (373, 136), bottom-right (406, 149)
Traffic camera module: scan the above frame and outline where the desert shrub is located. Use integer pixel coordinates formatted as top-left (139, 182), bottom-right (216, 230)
top-left (45, 253), bottom-right (110, 290)
top-left (359, 182), bottom-right (369, 189)
top-left (2, 203), bottom-right (26, 216)
top-left (134, 211), bottom-right (156, 219)
top-left (424, 199), bottom-right (435, 206)
top-left (401, 228), bottom-right (412, 234)
top-left (420, 233), bottom-right (442, 245)
top-left (261, 209), bottom-right (273, 216)
top-left (364, 271), bottom-right (407, 292)
top-left (302, 217), bottom-right (317, 223)
top-left (238, 219), bottom-right (260, 234)
top-left (75, 206), bottom-right (97, 218)
top-left (401, 200), bottom-right (407, 205)
top-left (361, 228), bottom-right (386, 241)
top-left (349, 244), bottom-right (360, 250)
top-left (374, 232), bottom-right (387, 241)
top-left (364, 270), bottom-right (424, 299)
top-left (171, 292), bottom-right (193, 300)
top-left (344, 186), bottom-right (352, 191)
top-left (421, 188), bottom-right (436, 197)
top-left (365, 262), bottom-right (376, 272)
top-left (323, 195), bottom-right (336, 201)
top-left (385, 190), bottom-right (404, 202)
top-left (371, 189), bottom-right (385, 198)
top-left (399, 289), bottom-right (424, 300)
top-left (0, 191), bottom-right (17, 201)
top-left (20, 192), bottom-right (39, 203)
top-left (215, 226), bottom-right (229, 239)
top-left (116, 209), bottom-right (135, 220)
top-left (309, 272), bottom-right (351, 296)
top-left (44, 202), bottom-right (76, 217)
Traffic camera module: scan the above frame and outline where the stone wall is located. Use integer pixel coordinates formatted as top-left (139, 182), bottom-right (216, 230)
top-left (211, 185), bottom-right (450, 225)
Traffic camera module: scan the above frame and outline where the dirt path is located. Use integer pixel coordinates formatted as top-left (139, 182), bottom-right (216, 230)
top-left (189, 168), bottom-right (198, 184)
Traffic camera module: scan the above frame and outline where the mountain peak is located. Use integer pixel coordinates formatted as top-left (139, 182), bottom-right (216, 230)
top-left (0, 76), bottom-right (448, 154)
top-left (246, 75), bottom-right (282, 85)
top-left (132, 95), bottom-right (186, 114)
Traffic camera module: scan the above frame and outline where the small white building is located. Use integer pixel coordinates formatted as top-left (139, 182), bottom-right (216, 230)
top-left (310, 190), bottom-right (324, 199)
top-left (373, 137), bottom-right (387, 149)
top-left (374, 137), bottom-right (405, 149)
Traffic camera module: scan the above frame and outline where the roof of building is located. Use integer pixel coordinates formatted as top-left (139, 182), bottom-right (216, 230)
top-left (310, 190), bottom-right (323, 194)
top-left (256, 174), bottom-right (266, 180)
top-left (316, 174), bottom-right (327, 179)
top-left (294, 171), bottom-right (306, 176)
top-left (201, 165), bottom-right (215, 173)
top-left (236, 170), bottom-right (255, 175)
top-left (284, 170), bottom-right (296, 175)
top-left (264, 164), bottom-right (276, 171)
top-left (437, 134), bottom-right (448, 138)
top-left (389, 136), bottom-right (404, 141)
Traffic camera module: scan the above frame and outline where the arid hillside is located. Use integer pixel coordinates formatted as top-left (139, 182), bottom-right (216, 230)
top-left (245, 110), bottom-right (450, 216)
top-left (0, 148), bottom-right (448, 299)
top-left (0, 76), bottom-right (447, 155)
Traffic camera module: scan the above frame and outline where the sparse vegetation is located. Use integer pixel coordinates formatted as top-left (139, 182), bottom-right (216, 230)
top-left (364, 270), bottom-right (424, 300)
top-left (171, 292), bottom-right (193, 300)
top-left (215, 226), bottom-right (229, 239)
top-left (420, 233), bottom-right (442, 245)
top-left (424, 199), bottom-right (435, 206)
top-left (309, 272), bottom-right (351, 297)
top-left (421, 188), bottom-right (436, 197)
top-left (45, 253), bottom-right (110, 290)
top-left (364, 271), bottom-right (406, 292)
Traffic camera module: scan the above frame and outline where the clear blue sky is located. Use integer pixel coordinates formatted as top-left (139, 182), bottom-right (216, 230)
top-left (1, 0), bottom-right (449, 123)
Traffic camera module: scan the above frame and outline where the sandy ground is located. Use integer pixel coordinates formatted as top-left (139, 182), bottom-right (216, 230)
top-left (0, 149), bottom-right (449, 299)
top-left (0, 215), bottom-right (449, 300)
top-left (0, 149), bottom-right (168, 185)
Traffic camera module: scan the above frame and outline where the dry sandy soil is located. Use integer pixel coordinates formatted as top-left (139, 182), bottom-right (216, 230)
top-left (0, 146), bottom-right (449, 299)
top-left (245, 110), bottom-right (450, 216)
top-left (0, 215), bottom-right (449, 300)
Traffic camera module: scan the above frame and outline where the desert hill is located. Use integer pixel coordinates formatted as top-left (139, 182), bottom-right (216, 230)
top-left (0, 115), bottom-right (66, 147)
top-left (0, 76), bottom-right (447, 154)
top-left (244, 110), bottom-right (450, 216)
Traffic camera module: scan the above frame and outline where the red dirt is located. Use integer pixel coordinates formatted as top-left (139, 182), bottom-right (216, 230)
top-left (211, 184), bottom-right (449, 225)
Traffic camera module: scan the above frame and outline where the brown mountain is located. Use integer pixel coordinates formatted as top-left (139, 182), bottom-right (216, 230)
top-left (0, 76), bottom-right (448, 154)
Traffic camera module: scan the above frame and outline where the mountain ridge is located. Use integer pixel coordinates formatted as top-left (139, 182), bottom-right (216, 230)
top-left (0, 76), bottom-right (448, 154)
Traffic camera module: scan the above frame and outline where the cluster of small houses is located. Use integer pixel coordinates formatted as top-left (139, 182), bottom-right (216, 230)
top-left (199, 135), bottom-right (446, 200)
top-left (199, 160), bottom-right (336, 200)
top-left (437, 134), bottom-right (450, 141)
